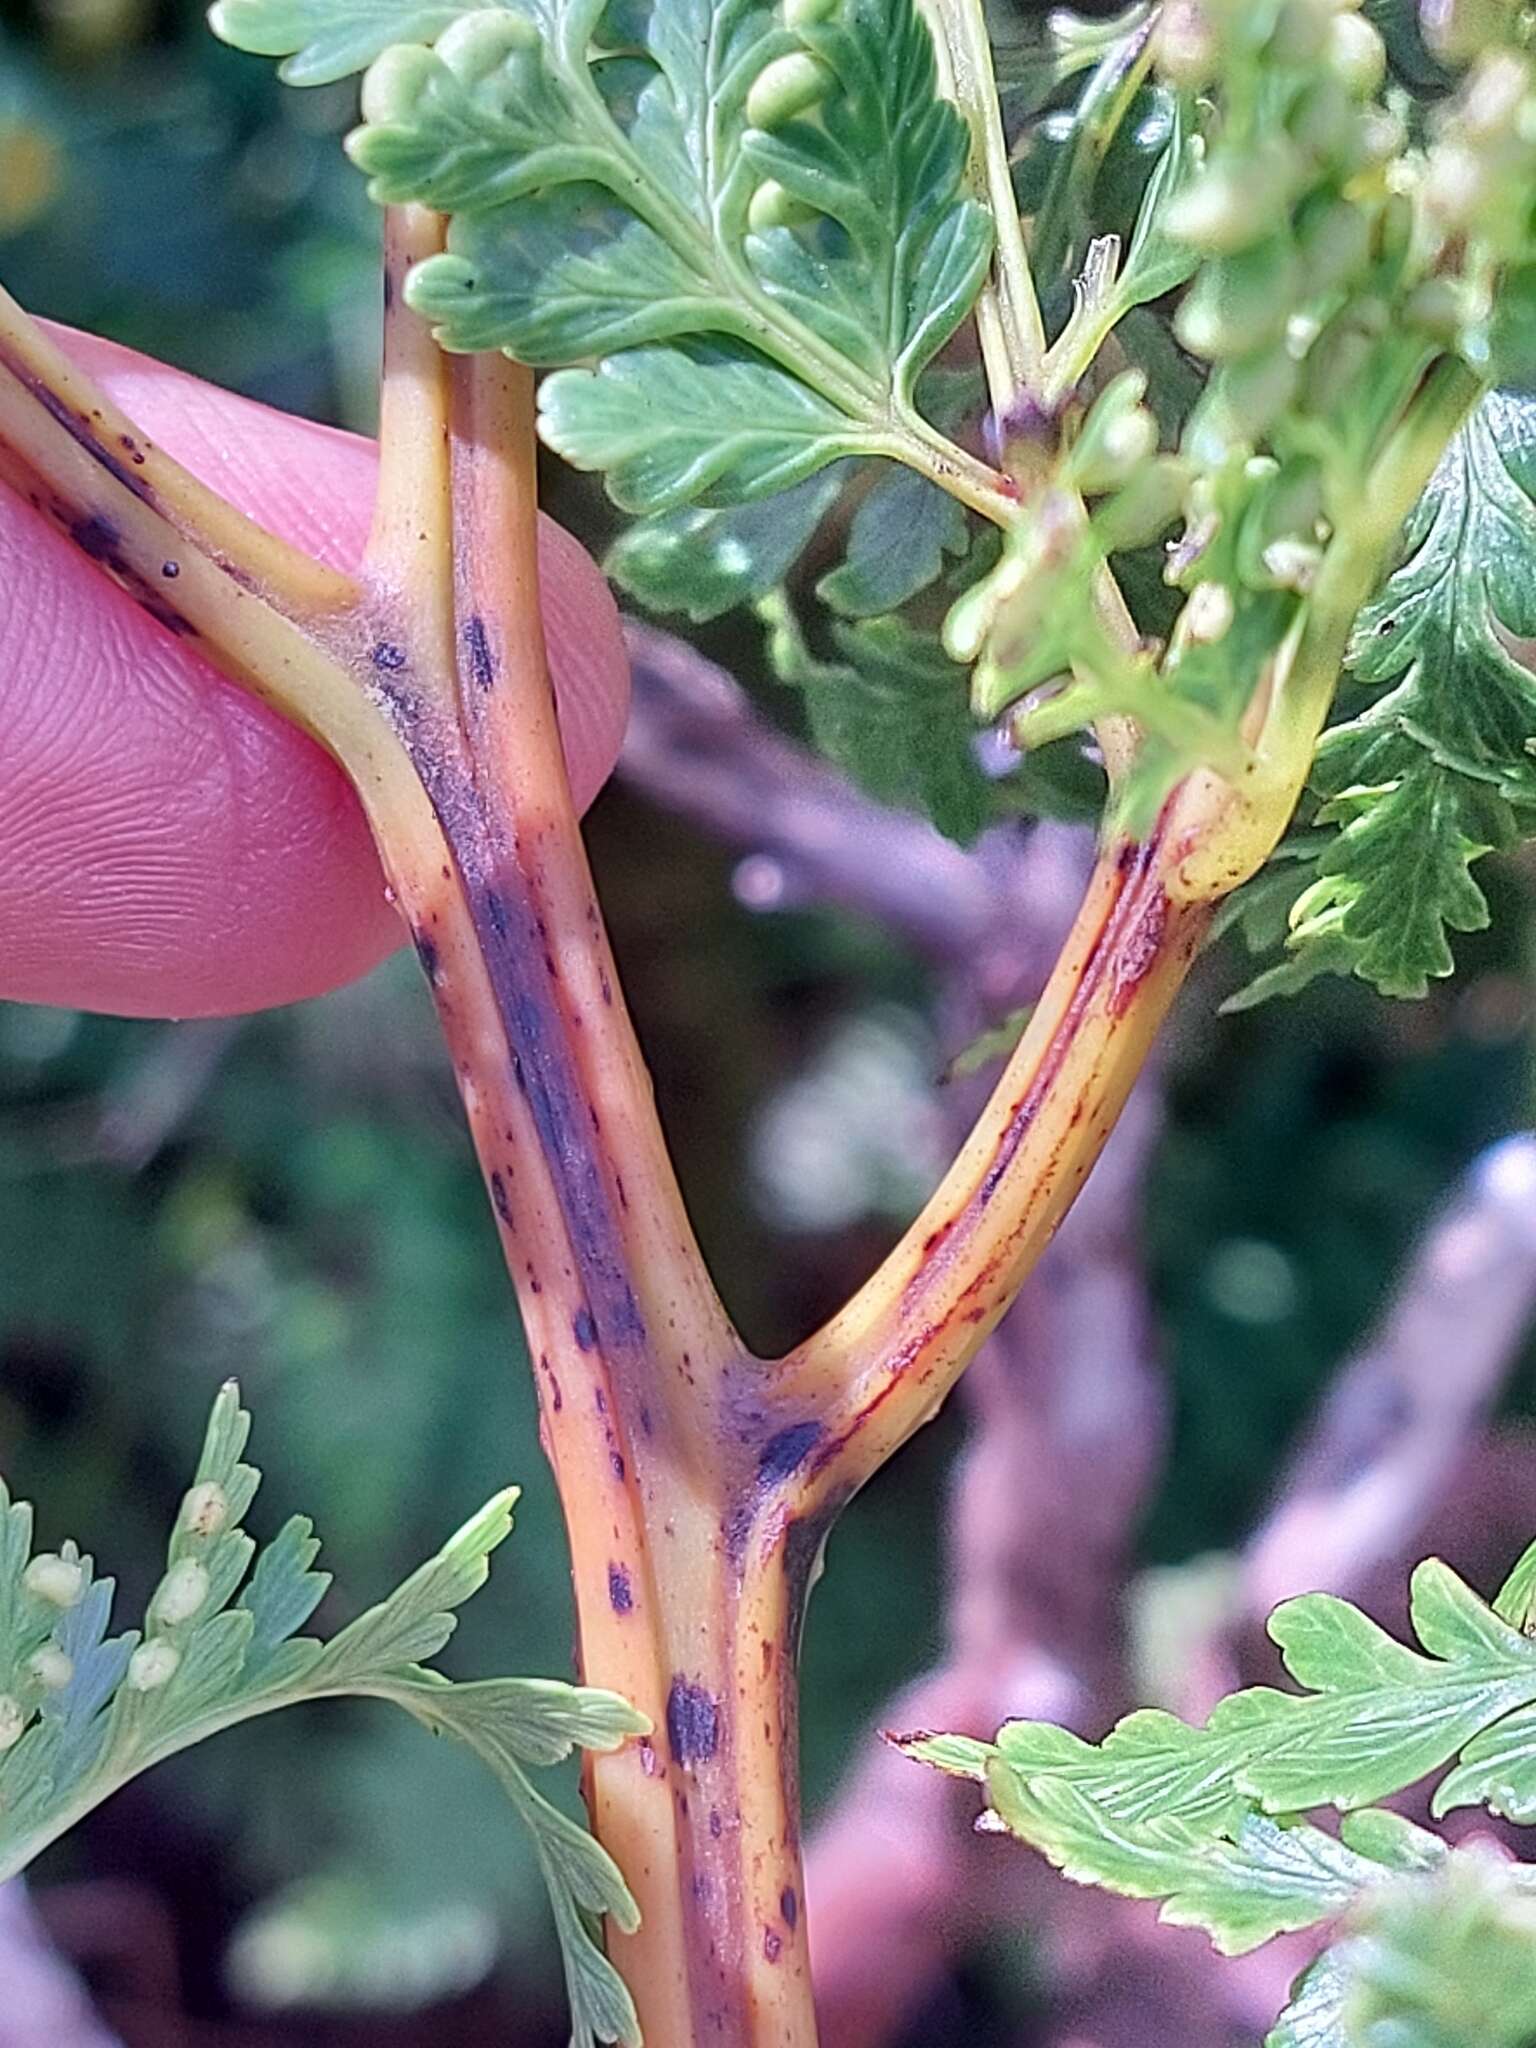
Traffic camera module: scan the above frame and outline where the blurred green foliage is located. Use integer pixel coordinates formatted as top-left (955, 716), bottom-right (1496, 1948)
top-left (3, 2), bottom-right (1536, 2044)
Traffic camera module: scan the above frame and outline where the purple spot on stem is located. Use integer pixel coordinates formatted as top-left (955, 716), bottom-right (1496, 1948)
top-left (464, 614), bottom-right (496, 690)
top-left (666, 1678), bottom-right (720, 1765)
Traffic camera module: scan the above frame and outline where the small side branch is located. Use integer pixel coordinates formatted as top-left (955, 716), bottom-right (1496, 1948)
top-left (0, 287), bottom-right (355, 628)
top-left (0, 280), bottom-right (428, 814)
top-left (916, 0), bottom-right (1045, 408)
top-left (779, 824), bottom-right (1206, 1508)
top-left (805, 1095), bottom-right (1166, 2048)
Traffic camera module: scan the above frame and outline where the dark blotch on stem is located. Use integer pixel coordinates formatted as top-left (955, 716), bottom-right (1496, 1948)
top-left (464, 614), bottom-right (496, 691)
top-left (780, 1886), bottom-right (798, 1931)
top-left (757, 1420), bottom-right (823, 1489)
top-left (372, 640), bottom-right (408, 673)
top-left (666, 1677), bottom-right (720, 1766)
top-left (608, 1562), bottom-right (633, 1614)
top-left (413, 930), bottom-right (441, 984)
top-left (1108, 885), bottom-right (1170, 1016)
top-left (69, 512), bottom-right (121, 562)
top-left (6, 360), bottom-right (156, 505)
top-left (483, 886), bottom-right (511, 941)
top-left (490, 1170), bottom-right (513, 1228)
top-left (573, 1307), bottom-right (598, 1351)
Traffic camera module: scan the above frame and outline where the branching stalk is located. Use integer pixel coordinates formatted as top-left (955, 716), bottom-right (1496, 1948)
top-left (915, 0), bottom-right (1045, 407)
top-left (1167, 354), bottom-right (1483, 904)
top-left (773, 817), bottom-right (1207, 1508)
top-left (0, 193), bottom-right (1482, 2048)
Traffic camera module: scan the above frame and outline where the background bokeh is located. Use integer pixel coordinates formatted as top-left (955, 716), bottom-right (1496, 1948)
top-left (2, 0), bottom-right (1536, 2041)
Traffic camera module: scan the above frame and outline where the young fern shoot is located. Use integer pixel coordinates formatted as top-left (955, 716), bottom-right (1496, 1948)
top-left (3, 0), bottom-right (1536, 2043)
top-left (905, 1528), bottom-right (1536, 2047)
top-left (0, 1383), bottom-right (648, 2048)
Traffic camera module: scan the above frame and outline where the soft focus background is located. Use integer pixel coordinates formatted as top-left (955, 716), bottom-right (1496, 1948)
top-left (3, 1), bottom-right (1536, 2043)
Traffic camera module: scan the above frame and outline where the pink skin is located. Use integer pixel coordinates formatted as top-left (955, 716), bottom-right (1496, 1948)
top-left (0, 327), bottom-right (630, 1019)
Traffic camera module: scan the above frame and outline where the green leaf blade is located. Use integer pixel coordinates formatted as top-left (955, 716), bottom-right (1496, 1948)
top-left (1269, 393), bottom-right (1536, 1000)
top-left (760, 595), bottom-right (993, 840)
top-left (817, 463), bottom-right (968, 618)
top-left (210, 0), bottom-right (496, 84)
top-left (608, 468), bottom-right (845, 621)
top-left (985, 1769), bottom-right (1381, 1957)
top-left (0, 1394), bottom-right (645, 2048)
top-left (334, 0), bottom-right (990, 513)
top-left (312, 1485), bottom-right (518, 1682)
top-left (540, 342), bottom-right (867, 513)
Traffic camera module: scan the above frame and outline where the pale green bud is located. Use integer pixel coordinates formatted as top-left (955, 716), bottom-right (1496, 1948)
top-left (1261, 537), bottom-right (1324, 590)
top-left (1422, 140), bottom-right (1493, 231)
top-left (27, 1646), bottom-right (73, 1692)
top-left (24, 1554), bottom-right (84, 1610)
top-left (1288, 73), bottom-right (1359, 171)
top-left (1404, 275), bottom-right (1467, 341)
top-left (1357, 105), bottom-right (1407, 166)
top-left (1094, 457), bottom-right (1192, 552)
top-left (1463, 50), bottom-right (1532, 140)
top-left (1070, 372), bottom-right (1158, 494)
top-left (128, 1642), bottom-right (181, 1693)
top-left (1176, 237), bottom-right (1299, 360)
top-left (748, 179), bottom-right (817, 230)
top-left (1168, 147), bottom-right (1292, 254)
top-left (1158, 0), bottom-right (1221, 90)
top-left (359, 43), bottom-right (436, 126)
top-left (181, 1481), bottom-right (231, 1541)
top-left (1299, 295), bottom-right (1387, 409)
top-left (1267, 0), bottom-right (1336, 68)
top-left (1238, 458), bottom-right (1326, 587)
top-left (434, 9), bottom-right (538, 77)
top-left (945, 496), bottom-right (1079, 706)
top-left (1091, 407), bottom-right (1158, 484)
top-left (784, 0), bottom-right (836, 24)
top-left (946, 546), bottom-right (1030, 665)
top-left (1295, 191), bottom-right (1371, 297)
top-left (1184, 580), bottom-right (1236, 644)
top-left (746, 52), bottom-right (830, 128)
top-left (152, 1558), bottom-right (210, 1629)
top-left (1202, 342), bottom-right (1300, 453)
top-left (1327, 12), bottom-right (1386, 96)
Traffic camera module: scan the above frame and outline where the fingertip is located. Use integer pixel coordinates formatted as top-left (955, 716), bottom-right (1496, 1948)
top-left (0, 329), bottom-right (629, 1019)
top-left (538, 514), bottom-right (631, 813)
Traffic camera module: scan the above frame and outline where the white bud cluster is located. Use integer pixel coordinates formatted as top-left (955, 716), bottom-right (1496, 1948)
top-left (27, 1646), bottom-right (74, 1693)
top-left (127, 1641), bottom-right (182, 1693)
top-left (151, 1558), bottom-right (211, 1631)
top-left (1422, 49), bottom-right (1536, 258)
top-left (24, 1553), bottom-right (85, 1610)
top-left (180, 1481), bottom-right (231, 1541)
top-left (1184, 579), bottom-right (1236, 644)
